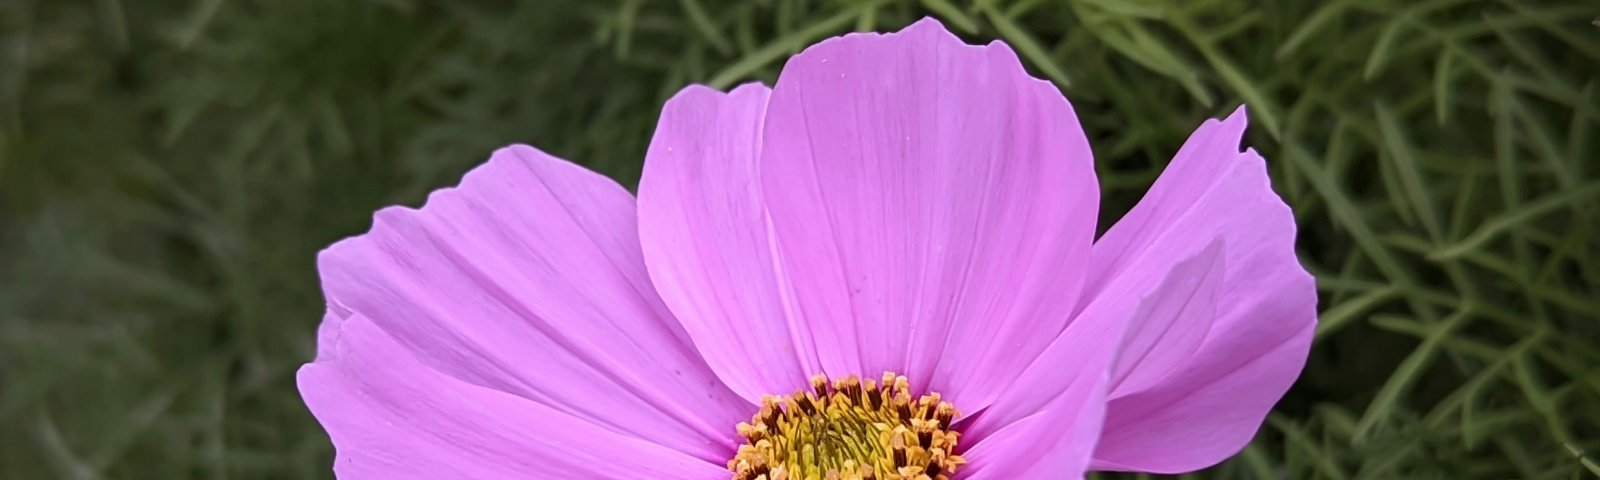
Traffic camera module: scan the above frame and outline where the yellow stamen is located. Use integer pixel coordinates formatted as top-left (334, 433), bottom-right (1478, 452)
top-left (728, 373), bottom-right (967, 480)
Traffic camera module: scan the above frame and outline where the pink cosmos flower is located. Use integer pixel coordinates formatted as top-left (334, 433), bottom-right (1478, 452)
top-left (299, 18), bottom-right (1315, 480)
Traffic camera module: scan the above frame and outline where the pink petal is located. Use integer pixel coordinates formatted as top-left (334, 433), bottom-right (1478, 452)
top-left (958, 321), bottom-right (1112, 480)
top-left (300, 314), bottom-right (728, 479)
top-left (637, 83), bottom-right (813, 402)
top-left (1105, 238), bottom-right (1224, 395)
top-left (960, 376), bottom-right (1106, 480)
top-left (314, 308), bottom-right (348, 362)
top-left (314, 145), bottom-right (747, 463)
top-left (956, 238), bottom-right (1220, 478)
top-left (1085, 108), bottom-right (1317, 473)
top-left (964, 239), bottom-right (1223, 441)
top-left (756, 17), bottom-right (1098, 411)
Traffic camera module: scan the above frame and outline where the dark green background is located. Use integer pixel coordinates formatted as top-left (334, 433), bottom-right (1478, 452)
top-left (2, 0), bottom-right (1597, 478)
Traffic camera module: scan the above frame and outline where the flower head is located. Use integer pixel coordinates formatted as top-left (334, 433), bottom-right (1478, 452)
top-left (299, 18), bottom-right (1316, 479)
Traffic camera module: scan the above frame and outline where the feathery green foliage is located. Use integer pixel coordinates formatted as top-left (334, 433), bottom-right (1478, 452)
top-left (1, 0), bottom-right (1595, 478)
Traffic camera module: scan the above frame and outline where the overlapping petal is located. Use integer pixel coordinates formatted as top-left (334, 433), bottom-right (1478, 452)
top-left (1106, 239), bottom-right (1225, 395)
top-left (959, 371), bottom-right (1107, 480)
top-left (956, 298), bottom-right (1113, 480)
top-left (637, 83), bottom-right (813, 403)
top-left (1083, 110), bottom-right (1317, 473)
top-left (958, 239), bottom-right (1225, 478)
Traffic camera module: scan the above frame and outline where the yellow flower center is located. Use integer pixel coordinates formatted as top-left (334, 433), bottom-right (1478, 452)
top-left (728, 373), bottom-right (967, 480)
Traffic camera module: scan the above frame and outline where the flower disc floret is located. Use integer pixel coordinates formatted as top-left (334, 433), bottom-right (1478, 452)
top-left (729, 373), bottom-right (966, 480)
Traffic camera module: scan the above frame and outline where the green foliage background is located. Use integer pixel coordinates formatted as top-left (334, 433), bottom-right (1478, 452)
top-left (1, 0), bottom-right (1596, 478)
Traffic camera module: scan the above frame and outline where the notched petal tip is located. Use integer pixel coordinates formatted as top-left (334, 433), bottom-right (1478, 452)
top-left (315, 142), bottom-right (625, 261)
top-left (664, 82), bottom-right (772, 109)
top-left (312, 142), bottom-right (575, 301)
top-left (306, 142), bottom-right (566, 368)
top-left (1224, 104), bottom-right (1249, 127)
top-left (312, 307), bottom-right (350, 363)
top-left (318, 143), bottom-right (584, 243)
top-left (786, 15), bottom-right (1033, 80)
